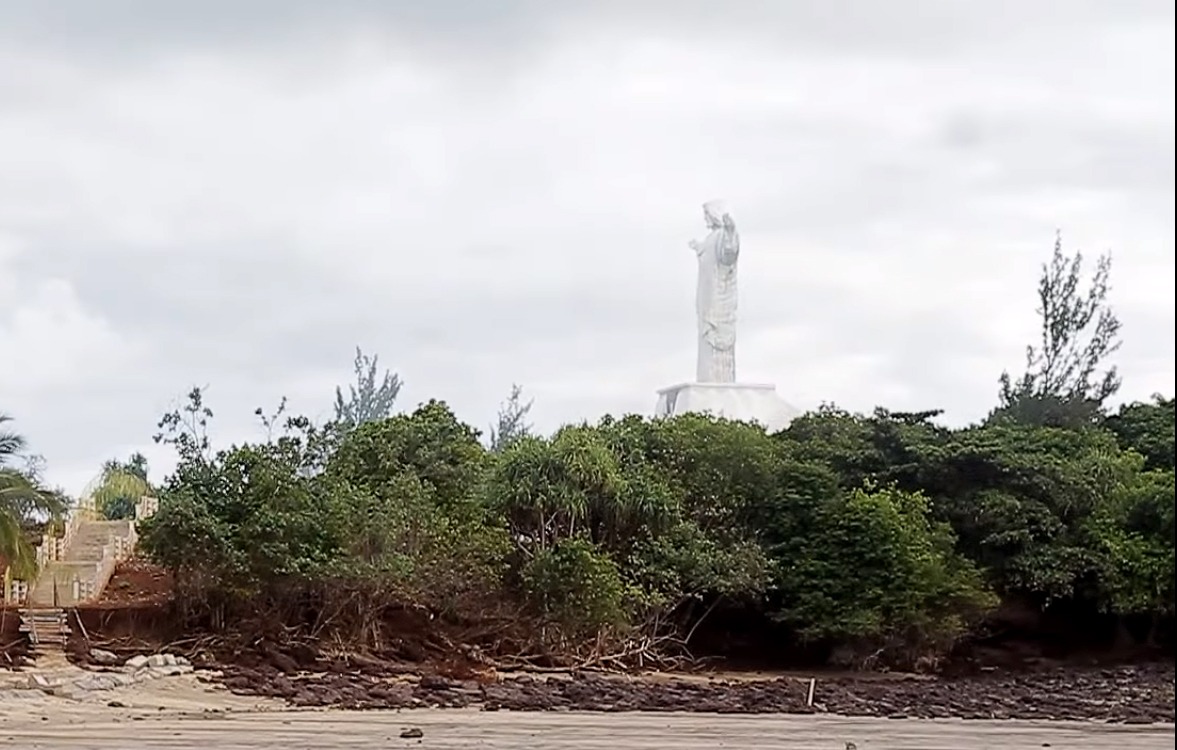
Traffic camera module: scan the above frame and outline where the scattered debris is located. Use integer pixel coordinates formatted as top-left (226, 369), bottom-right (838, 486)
top-left (89, 649), bottom-right (122, 667)
top-left (12, 652), bottom-right (196, 700)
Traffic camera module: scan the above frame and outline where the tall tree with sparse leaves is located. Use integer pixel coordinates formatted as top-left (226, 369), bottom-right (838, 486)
top-left (333, 347), bottom-right (402, 431)
top-left (489, 383), bottom-right (534, 452)
top-left (995, 231), bottom-right (1122, 427)
top-left (154, 386), bottom-right (214, 463)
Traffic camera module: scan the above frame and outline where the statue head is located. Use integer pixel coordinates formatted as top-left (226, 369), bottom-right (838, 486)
top-left (702, 199), bottom-right (727, 230)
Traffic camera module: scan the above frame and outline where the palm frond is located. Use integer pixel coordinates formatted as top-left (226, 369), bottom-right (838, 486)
top-left (0, 413), bottom-right (27, 465)
top-left (0, 510), bottom-right (37, 579)
top-left (91, 469), bottom-right (150, 518)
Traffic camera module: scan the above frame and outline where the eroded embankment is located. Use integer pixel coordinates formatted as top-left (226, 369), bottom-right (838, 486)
top-left (0, 608), bottom-right (29, 667)
top-left (7, 599), bottom-right (1175, 723)
top-left (5, 559), bottom-right (1173, 724)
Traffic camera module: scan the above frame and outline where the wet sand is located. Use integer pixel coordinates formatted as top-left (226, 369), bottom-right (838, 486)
top-left (3, 709), bottom-right (1174, 749)
top-left (0, 676), bottom-right (1172, 750)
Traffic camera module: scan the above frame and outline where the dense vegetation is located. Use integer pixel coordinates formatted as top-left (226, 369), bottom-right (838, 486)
top-left (131, 388), bottom-right (1172, 669)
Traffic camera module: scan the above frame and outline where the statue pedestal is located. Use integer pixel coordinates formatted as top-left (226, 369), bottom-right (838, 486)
top-left (654, 382), bottom-right (800, 433)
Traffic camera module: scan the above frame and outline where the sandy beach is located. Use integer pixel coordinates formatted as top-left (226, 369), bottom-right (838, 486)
top-left (1, 673), bottom-right (1173, 749)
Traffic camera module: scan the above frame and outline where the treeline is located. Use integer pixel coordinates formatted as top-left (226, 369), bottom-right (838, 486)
top-left (135, 387), bottom-right (1174, 669)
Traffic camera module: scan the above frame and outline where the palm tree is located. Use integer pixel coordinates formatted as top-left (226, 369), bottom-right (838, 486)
top-left (91, 459), bottom-right (151, 520)
top-left (1, 414), bottom-right (65, 579)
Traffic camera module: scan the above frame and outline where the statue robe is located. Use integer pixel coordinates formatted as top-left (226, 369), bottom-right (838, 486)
top-left (694, 214), bottom-right (739, 383)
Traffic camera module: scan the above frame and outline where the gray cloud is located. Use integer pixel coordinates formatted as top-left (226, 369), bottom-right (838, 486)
top-left (3, 1), bottom-right (1170, 62)
top-left (1, 1), bottom-right (1173, 493)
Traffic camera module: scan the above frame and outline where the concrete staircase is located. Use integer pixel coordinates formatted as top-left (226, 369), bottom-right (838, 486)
top-left (21, 519), bottom-right (137, 657)
top-left (28, 520), bottom-right (135, 609)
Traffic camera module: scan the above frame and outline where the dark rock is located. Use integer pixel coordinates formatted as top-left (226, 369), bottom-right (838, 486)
top-left (267, 651), bottom-right (300, 675)
top-left (418, 674), bottom-right (456, 691)
top-left (205, 660), bottom-right (1175, 723)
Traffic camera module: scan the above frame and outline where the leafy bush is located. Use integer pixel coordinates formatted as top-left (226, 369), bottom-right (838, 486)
top-left (139, 440), bottom-right (341, 599)
top-left (521, 537), bottom-right (628, 636)
top-left (770, 484), bottom-right (994, 662)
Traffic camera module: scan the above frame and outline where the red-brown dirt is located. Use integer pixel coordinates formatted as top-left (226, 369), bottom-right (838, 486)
top-left (93, 558), bottom-right (173, 607)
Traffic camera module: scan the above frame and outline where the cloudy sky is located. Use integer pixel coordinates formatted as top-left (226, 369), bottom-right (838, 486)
top-left (1, 1), bottom-right (1173, 494)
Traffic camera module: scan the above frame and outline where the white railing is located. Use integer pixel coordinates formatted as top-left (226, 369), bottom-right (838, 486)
top-left (135, 496), bottom-right (159, 520)
top-left (3, 576), bottom-right (29, 606)
top-left (35, 502), bottom-right (86, 572)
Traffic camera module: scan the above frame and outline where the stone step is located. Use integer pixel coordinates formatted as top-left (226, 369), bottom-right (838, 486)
top-left (19, 608), bottom-right (68, 621)
top-left (60, 520), bottom-right (134, 563)
top-left (20, 624), bottom-right (69, 631)
top-left (22, 620), bottom-right (68, 629)
top-left (19, 609), bottom-right (71, 646)
top-left (21, 619), bottom-right (67, 629)
top-left (21, 612), bottom-right (67, 626)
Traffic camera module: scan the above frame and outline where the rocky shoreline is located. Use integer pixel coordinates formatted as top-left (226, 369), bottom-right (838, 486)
top-left (211, 662), bottom-right (1175, 724)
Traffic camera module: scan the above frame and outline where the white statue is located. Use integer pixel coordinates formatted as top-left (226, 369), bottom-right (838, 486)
top-left (655, 199), bottom-right (799, 431)
top-left (689, 200), bottom-right (740, 383)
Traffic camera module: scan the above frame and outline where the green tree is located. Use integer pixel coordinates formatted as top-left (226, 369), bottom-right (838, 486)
top-left (326, 401), bottom-right (507, 612)
top-left (996, 232), bottom-right (1122, 427)
top-left (330, 401), bottom-right (487, 509)
top-left (333, 347), bottom-right (402, 431)
top-left (521, 537), bottom-right (628, 636)
top-left (779, 406), bottom-right (946, 493)
top-left (140, 436), bottom-right (342, 601)
top-left (488, 427), bottom-right (630, 553)
top-left (770, 484), bottom-right (994, 665)
top-left (153, 386), bottom-right (214, 462)
top-left (1104, 396), bottom-right (1175, 472)
top-left (1087, 467), bottom-right (1174, 630)
top-left (488, 415), bottom-right (775, 640)
top-left (143, 392), bottom-right (509, 639)
top-left (93, 453), bottom-right (152, 520)
top-left (1, 414), bottom-right (66, 578)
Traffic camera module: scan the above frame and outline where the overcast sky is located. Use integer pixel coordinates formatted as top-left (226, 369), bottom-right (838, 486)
top-left (1, 0), bottom-right (1174, 494)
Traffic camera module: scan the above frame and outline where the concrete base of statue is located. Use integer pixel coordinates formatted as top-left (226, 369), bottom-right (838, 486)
top-left (653, 382), bottom-right (801, 433)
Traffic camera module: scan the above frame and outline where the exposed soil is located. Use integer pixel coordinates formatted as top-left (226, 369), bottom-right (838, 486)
top-left (0, 637), bottom-right (29, 669)
top-left (0, 609), bottom-right (30, 669)
top-left (92, 558), bottom-right (173, 607)
top-left (208, 661), bottom-right (1175, 724)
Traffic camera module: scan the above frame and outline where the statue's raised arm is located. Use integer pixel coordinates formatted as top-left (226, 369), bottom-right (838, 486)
top-left (717, 212), bottom-right (739, 266)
